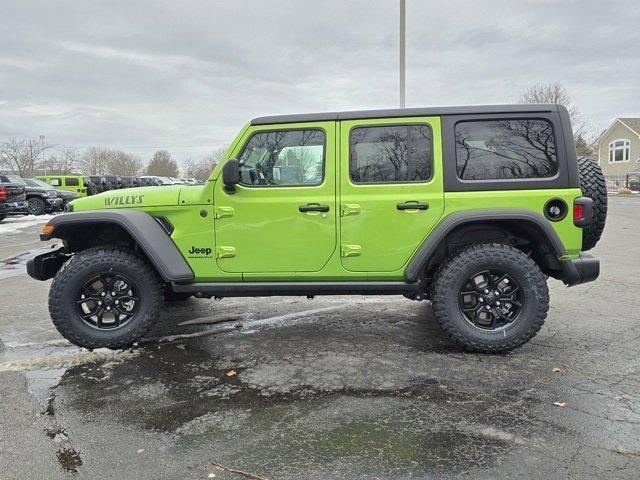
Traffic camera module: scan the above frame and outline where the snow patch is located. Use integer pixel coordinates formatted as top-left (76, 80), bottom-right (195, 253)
top-left (0, 214), bottom-right (57, 235)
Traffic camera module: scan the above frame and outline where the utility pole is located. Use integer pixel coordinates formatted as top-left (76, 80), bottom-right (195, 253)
top-left (399, 0), bottom-right (406, 108)
top-left (39, 135), bottom-right (46, 175)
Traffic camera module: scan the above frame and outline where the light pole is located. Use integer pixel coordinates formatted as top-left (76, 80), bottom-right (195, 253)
top-left (39, 135), bottom-right (46, 175)
top-left (399, 0), bottom-right (406, 108)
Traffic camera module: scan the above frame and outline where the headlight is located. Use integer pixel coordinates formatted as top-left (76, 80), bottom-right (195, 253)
top-left (47, 191), bottom-right (58, 198)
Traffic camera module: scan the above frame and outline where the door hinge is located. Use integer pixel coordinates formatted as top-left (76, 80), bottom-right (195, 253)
top-left (216, 246), bottom-right (236, 258)
top-left (214, 206), bottom-right (234, 219)
top-left (341, 244), bottom-right (362, 257)
top-left (341, 204), bottom-right (361, 217)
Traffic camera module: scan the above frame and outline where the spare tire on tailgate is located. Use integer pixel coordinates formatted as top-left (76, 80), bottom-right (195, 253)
top-left (577, 156), bottom-right (607, 251)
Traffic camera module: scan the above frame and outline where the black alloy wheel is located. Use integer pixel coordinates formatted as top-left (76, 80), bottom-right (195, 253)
top-left (458, 270), bottom-right (522, 331)
top-left (76, 273), bottom-right (139, 330)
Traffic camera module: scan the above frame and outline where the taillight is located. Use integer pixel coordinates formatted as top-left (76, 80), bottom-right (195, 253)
top-left (0, 186), bottom-right (6, 201)
top-left (573, 203), bottom-right (584, 221)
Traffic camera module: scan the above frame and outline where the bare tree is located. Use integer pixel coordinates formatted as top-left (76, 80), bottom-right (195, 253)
top-left (517, 82), bottom-right (587, 137)
top-left (78, 147), bottom-right (112, 175)
top-left (107, 151), bottom-right (144, 176)
top-left (183, 146), bottom-right (227, 181)
top-left (41, 149), bottom-right (79, 175)
top-left (0, 138), bottom-right (51, 177)
top-left (146, 150), bottom-right (179, 177)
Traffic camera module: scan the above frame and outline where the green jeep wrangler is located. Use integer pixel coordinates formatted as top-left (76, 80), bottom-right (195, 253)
top-left (28, 104), bottom-right (606, 353)
top-left (35, 175), bottom-right (92, 197)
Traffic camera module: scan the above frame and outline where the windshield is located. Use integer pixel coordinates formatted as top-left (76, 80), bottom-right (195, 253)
top-left (0, 174), bottom-right (26, 185)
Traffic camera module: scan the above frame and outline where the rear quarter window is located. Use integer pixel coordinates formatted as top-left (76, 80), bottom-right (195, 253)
top-left (455, 119), bottom-right (558, 180)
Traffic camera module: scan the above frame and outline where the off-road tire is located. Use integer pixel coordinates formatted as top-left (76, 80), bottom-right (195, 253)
top-left (432, 243), bottom-right (549, 354)
top-left (577, 156), bottom-right (607, 251)
top-left (27, 197), bottom-right (46, 215)
top-left (0, 214), bottom-right (6, 223)
top-left (49, 247), bottom-right (162, 349)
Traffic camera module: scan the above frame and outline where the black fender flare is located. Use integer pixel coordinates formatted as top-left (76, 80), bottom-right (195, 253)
top-left (39, 210), bottom-right (194, 282)
top-left (404, 209), bottom-right (570, 283)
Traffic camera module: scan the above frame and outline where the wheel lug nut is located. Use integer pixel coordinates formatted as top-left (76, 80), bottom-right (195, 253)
top-left (101, 292), bottom-right (106, 297)
top-left (115, 300), bottom-right (119, 305)
top-left (98, 301), bottom-right (102, 305)
top-left (484, 289), bottom-right (489, 294)
top-left (111, 291), bottom-right (116, 296)
top-left (81, 294), bottom-right (85, 299)
top-left (496, 301), bottom-right (501, 306)
top-left (486, 305), bottom-right (491, 310)
top-left (106, 306), bottom-right (111, 311)
top-left (479, 298), bottom-right (484, 302)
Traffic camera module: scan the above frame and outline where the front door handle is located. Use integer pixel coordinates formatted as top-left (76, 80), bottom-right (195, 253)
top-left (397, 201), bottom-right (429, 211)
top-left (299, 203), bottom-right (330, 213)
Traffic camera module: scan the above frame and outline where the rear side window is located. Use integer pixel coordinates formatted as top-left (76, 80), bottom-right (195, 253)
top-left (455, 119), bottom-right (558, 180)
top-left (350, 125), bottom-right (432, 184)
top-left (65, 177), bottom-right (79, 186)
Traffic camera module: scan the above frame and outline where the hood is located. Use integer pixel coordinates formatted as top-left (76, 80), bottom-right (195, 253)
top-left (71, 185), bottom-right (183, 212)
top-left (56, 189), bottom-right (79, 199)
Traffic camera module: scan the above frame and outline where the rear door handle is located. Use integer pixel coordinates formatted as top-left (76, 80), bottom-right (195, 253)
top-left (397, 201), bottom-right (429, 211)
top-left (299, 203), bottom-right (330, 213)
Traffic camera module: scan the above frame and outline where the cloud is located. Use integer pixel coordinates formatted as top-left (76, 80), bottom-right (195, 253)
top-left (0, 0), bottom-right (638, 162)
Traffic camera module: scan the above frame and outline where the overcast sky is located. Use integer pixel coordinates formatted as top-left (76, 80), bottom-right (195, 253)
top-left (1, 0), bottom-right (639, 162)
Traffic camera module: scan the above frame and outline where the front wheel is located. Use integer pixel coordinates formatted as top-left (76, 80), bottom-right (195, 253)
top-left (0, 214), bottom-right (6, 223)
top-left (27, 197), bottom-right (46, 215)
top-left (431, 243), bottom-right (549, 353)
top-left (49, 247), bottom-right (162, 349)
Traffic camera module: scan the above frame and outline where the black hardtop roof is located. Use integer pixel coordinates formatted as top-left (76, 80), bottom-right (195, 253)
top-left (251, 103), bottom-right (562, 126)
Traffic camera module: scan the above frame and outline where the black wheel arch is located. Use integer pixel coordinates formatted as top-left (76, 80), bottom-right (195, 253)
top-left (32, 210), bottom-right (193, 283)
top-left (405, 209), bottom-right (571, 285)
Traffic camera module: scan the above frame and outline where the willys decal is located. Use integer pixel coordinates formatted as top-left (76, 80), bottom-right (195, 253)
top-left (104, 194), bottom-right (145, 207)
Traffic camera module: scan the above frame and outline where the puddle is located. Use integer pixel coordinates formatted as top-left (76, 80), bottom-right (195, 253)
top-left (45, 428), bottom-right (83, 473)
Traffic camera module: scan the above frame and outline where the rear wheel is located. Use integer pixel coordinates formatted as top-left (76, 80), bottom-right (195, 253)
top-left (49, 247), bottom-right (162, 349)
top-left (432, 243), bottom-right (549, 353)
top-left (27, 197), bottom-right (46, 215)
top-left (578, 156), bottom-right (607, 251)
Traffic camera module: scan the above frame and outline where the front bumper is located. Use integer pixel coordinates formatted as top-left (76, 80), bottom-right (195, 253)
top-left (26, 247), bottom-right (70, 281)
top-left (560, 254), bottom-right (600, 286)
top-left (46, 197), bottom-right (64, 211)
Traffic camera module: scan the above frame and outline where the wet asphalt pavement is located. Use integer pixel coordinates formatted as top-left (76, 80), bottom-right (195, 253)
top-left (0, 198), bottom-right (639, 479)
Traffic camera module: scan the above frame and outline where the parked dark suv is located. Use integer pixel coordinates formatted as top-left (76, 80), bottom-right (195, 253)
top-left (0, 174), bottom-right (28, 221)
top-left (25, 178), bottom-right (78, 210)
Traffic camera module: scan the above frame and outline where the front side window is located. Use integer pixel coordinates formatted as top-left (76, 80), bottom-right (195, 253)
top-left (49, 178), bottom-right (61, 186)
top-left (609, 139), bottom-right (630, 163)
top-left (65, 177), bottom-right (79, 186)
top-left (455, 119), bottom-right (558, 180)
top-left (238, 129), bottom-right (325, 186)
top-left (350, 125), bottom-right (432, 183)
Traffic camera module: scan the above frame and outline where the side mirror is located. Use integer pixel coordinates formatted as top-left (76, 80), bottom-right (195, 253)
top-left (222, 158), bottom-right (240, 193)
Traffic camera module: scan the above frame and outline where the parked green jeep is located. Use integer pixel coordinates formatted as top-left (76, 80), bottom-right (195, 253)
top-left (28, 104), bottom-right (606, 353)
top-left (35, 175), bottom-right (92, 197)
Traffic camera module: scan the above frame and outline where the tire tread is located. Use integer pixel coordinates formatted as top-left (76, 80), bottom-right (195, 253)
top-left (432, 243), bottom-right (549, 354)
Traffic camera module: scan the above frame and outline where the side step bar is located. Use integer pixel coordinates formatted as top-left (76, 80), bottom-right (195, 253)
top-left (172, 281), bottom-right (421, 297)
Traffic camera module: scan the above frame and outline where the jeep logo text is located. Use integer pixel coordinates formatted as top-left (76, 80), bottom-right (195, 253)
top-left (189, 246), bottom-right (212, 256)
